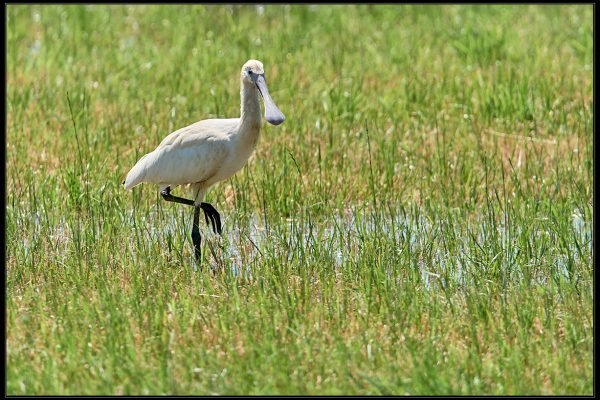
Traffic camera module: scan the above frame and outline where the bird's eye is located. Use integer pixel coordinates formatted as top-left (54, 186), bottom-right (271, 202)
top-left (248, 70), bottom-right (253, 75)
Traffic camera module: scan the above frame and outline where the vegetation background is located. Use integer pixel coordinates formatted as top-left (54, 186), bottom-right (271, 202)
top-left (6, 4), bottom-right (593, 395)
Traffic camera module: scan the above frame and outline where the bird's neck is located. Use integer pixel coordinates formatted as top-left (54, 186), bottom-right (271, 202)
top-left (239, 82), bottom-right (262, 129)
top-left (236, 81), bottom-right (262, 150)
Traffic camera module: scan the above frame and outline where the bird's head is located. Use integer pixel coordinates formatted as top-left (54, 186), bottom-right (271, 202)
top-left (241, 59), bottom-right (265, 83)
top-left (241, 59), bottom-right (285, 126)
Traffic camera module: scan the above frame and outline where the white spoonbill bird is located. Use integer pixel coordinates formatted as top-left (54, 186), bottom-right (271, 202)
top-left (124, 59), bottom-right (285, 263)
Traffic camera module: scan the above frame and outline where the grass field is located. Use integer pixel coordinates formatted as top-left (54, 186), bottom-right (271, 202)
top-left (5, 4), bottom-right (593, 395)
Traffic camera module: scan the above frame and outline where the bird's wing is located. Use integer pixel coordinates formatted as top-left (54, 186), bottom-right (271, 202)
top-left (123, 152), bottom-right (151, 189)
top-left (156, 118), bottom-right (238, 148)
top-left (125, 118), bottom-right (240, 189)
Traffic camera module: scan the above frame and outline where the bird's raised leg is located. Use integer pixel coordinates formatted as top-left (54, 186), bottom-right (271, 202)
top-left (161, 187), bottom-right (222, 234)
top-left (191, 205), bottom-right (202, 262)
top-left (160, 187), bottom-right (194, 206)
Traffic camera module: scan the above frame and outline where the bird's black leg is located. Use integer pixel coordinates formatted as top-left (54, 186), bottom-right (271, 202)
top-left (200, 202), bottom-right (222, 235)
top-left (191, 205), bottom-right (202, 262)
top-left (160, 186), bottom-right (222, 240)
top-left (161, 187), bottom-right (195, 206)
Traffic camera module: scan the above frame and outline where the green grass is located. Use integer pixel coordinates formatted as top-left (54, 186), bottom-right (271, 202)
top-left (6, 4), bottom-right (593, 395)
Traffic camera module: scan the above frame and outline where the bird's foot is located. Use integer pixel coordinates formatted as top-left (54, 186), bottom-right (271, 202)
top-left (200, 202), bottom-right (222, 235)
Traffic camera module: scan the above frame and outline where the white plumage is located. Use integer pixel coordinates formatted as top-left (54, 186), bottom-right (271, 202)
top-left (124, 59), bottom-right (285, 205)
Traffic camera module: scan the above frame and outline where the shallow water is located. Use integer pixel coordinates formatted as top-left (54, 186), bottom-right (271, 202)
top-left (22, 205), bottom-right (593, 287)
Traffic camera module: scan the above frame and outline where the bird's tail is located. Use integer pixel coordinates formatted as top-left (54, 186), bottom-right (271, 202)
top-left (123, 153), bottom-right (150, 190)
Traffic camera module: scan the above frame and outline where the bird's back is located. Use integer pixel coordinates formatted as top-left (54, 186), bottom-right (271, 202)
top-left (124, 118), bottom-right (240, 190)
